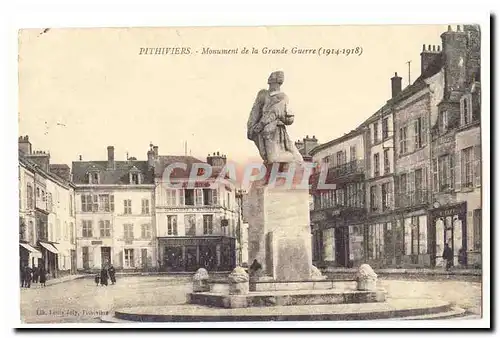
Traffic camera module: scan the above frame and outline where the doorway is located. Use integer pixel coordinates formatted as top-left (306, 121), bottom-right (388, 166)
top-left (185, 246), bottom-right (198, 271)
top-left (141, 248), bottom-right (148, 270)
top-left (334, 227), bottom-right (350, 267)
top-left (164, 246), bottom-right (183, 271)
top-left (70, 250), bottom-right (77, 274)
top-left (101, 247), bottom-right (111, 268)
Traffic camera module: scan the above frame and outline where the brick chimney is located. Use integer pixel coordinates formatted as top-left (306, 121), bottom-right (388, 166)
top-left (441, 25), bottom-right (468, 101)
top-left (107, 146), bottom-right (115, 170)
top-left (420, 44), bottom-right (442, 74)
top-left (391, 72), bottom-right (402, 98)
top-left (207, 151), bottom-right (227, 168)
top-left (27, 151), bottom-right (50, 172)
top-left (18, 135), bottom-right (32, 155)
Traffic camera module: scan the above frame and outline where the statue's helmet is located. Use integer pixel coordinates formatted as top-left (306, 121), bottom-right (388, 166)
top-left (268, 71), bottom-right (285, 85)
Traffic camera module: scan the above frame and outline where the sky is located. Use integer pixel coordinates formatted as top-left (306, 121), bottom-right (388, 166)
top-left (18, 25), bottom-right (448, 166)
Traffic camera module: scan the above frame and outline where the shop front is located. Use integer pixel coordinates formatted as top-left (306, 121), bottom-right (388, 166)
top-left (429, 202), bottom-right (467, 268)
top-left (19, 242), bottom-right (42, 269)
top-left (310, 207), bottom-right (366, 268)
top-left (39, 241), bottom-right (59, 278)
top-left (158, 236), bottom-right (236, 272)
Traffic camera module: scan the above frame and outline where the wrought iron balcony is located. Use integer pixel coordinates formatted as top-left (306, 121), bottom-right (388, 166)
top-left (327, 160), bottom-right (365, 180)
top-left (395, 189), bottom-right (429, 209)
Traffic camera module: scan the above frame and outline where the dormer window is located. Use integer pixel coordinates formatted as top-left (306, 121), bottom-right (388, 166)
top-left (461, 95), bottom-right (473, 126)
top-left (87, 172), bottom-right (100, 184)
top-left (129, 166), bottom-right (141, 185)
top-left (438, 111), bottom-right (448, 134)
top-left (86, 165), bottom-right (100, 184)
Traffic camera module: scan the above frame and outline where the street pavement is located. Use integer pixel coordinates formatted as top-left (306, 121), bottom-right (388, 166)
top-left (19, 276), bottom-right (482, 323)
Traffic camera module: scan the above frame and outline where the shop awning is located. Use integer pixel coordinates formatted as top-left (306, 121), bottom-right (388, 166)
top-left (51, 243), bottom-right (67, 255)
top-left (40, 242), bottom-right (59, 254)
top-left (19, 243), bottom-right (41, 254)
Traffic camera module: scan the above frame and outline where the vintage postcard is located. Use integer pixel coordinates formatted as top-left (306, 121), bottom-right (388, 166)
top-left (16, 23), bottom-right (488, 327)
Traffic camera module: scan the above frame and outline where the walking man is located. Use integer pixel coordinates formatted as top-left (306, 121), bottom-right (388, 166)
top-left (442, 242), bottom-right (454, 271)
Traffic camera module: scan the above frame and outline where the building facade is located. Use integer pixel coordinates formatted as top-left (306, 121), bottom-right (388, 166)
top-left (309, 129), bottom-right (367, 268)
top-left (154, 152), bottom-right (238, 272)
top-left (72, 146), bottom-right (155, 272)
top-left (362, 98), bottom-right (398, 268)
top-left (309, 24), bottom-right (482, 269)
top-left (19, 136), bottom-right (77, 277)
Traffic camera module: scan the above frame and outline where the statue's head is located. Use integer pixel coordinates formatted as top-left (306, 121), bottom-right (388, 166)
top-left (268, 71), bottom-right (285, 85)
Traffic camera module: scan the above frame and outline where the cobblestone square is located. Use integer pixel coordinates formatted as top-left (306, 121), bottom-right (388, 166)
top-left (20, 276), bottom-right (482, 323)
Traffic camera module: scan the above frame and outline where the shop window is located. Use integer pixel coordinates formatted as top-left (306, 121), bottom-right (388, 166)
top-left (366, 224), bottom-right (384, 259)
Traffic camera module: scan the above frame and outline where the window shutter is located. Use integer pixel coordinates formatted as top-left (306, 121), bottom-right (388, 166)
top-left (110, 195), bottom-right (115, 212)
top-left (472, 92), bottom-right (481, 122)
top-left (474, 145), bottom-right (481, 187)
top-left (455, 151), bottom-right (462, 192)
top-left (449, 154), bottom-right (455, 190)
top-left (432, 159), bottom-right (438, 192)
top-left (422, 116), bottom-right (428, 146)
top-left (81, 195), bottom-right (85, 212)
top-left (331, 154), bottom-right (337, 168)
top-left (460, 98), bottom-right (465, 126)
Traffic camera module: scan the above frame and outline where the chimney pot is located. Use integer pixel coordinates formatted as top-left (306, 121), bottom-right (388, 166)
top-left (422, 44), bottom-right (426, 51)
top-left (448, 25), bottom-right (452, 31)
top-left (79, 155), bottom-right (82, 161)
top-left (457, 25), bottom-right (461, 32)
top-left (432, 45), bottom-right (436, 52)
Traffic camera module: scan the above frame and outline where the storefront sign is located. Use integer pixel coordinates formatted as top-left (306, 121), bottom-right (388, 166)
top-left (311, 211), bottom-right (327, 222)
top-left (91, 240), bottom-right (103, 245)
top-left (431, 203), bottom-right (466, 218)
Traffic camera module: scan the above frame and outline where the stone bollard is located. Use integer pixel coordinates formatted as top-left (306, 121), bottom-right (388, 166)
top-left (192, 268), bottom-right (210, 293)
top-left (228, 266), bottom-right (249, 295)
top-left (356, 264), bottom-right (378, 291)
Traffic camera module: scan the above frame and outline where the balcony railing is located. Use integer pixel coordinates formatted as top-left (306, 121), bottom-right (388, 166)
top-left (327, 160), bottom-right (365, 180)
top-left (395, 189), bottom-right (429, 209)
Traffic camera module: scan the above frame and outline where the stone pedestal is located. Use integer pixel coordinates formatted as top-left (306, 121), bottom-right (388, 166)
top-left (192, 268), bottom-right (210, 293)
top-left (356, 264), bottom-right (378, 291)
top-left (228, 267), bottom-right (249, 295)
top-left (247, 177), bottom-right (312, 281)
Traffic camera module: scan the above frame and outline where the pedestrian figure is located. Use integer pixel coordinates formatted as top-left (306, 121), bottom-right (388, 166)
top-left (100, 268), bottom-right (109, 286)
top-left (20, 266), bottom-right (25, 288)
top-left (108, 264), bottom-right (116, 285)
top-left (249, 259), bottom-right (263, 277)
top-left (39, 267), bottom-right (47, 287)
top-left (458, 247), bottom-right (467, 268)
top-left (32, 266), bottom-right (39, 284)
top-left (24, 266), bottom-right (32, 288)
top-left (94, 273), bottom-right (100, 286)
top-left (442, 243), bottom-right (454, 271)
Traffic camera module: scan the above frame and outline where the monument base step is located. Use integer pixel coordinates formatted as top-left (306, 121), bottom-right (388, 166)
top-left (101, 299), bottom-right (457, 322)
top-left (187, 288), bottom-right (386, 308)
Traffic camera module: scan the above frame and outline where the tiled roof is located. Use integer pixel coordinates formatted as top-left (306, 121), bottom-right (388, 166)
top-left (154, 155), bottom-right (206, 179)
top-left (71, 160), bottom-right (154, 184)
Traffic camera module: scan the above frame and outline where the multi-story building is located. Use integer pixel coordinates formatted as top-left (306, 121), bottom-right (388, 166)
top-left (309, 24), bottom-right (481, 270)
top-left (360, 86), bottom-right (397, 268)
top-left (309, 129), bottom-right (367, 268)
top-left (19, 136), bottom-right (76, 277)
top-left (154, 152), bottom-right (238, 272)
top-left (428, 25), bottom-right (481, 268)
top-left (72, 145), bottom-right (155, 271)
top-left (455, 75), bottom-right (481, 267)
